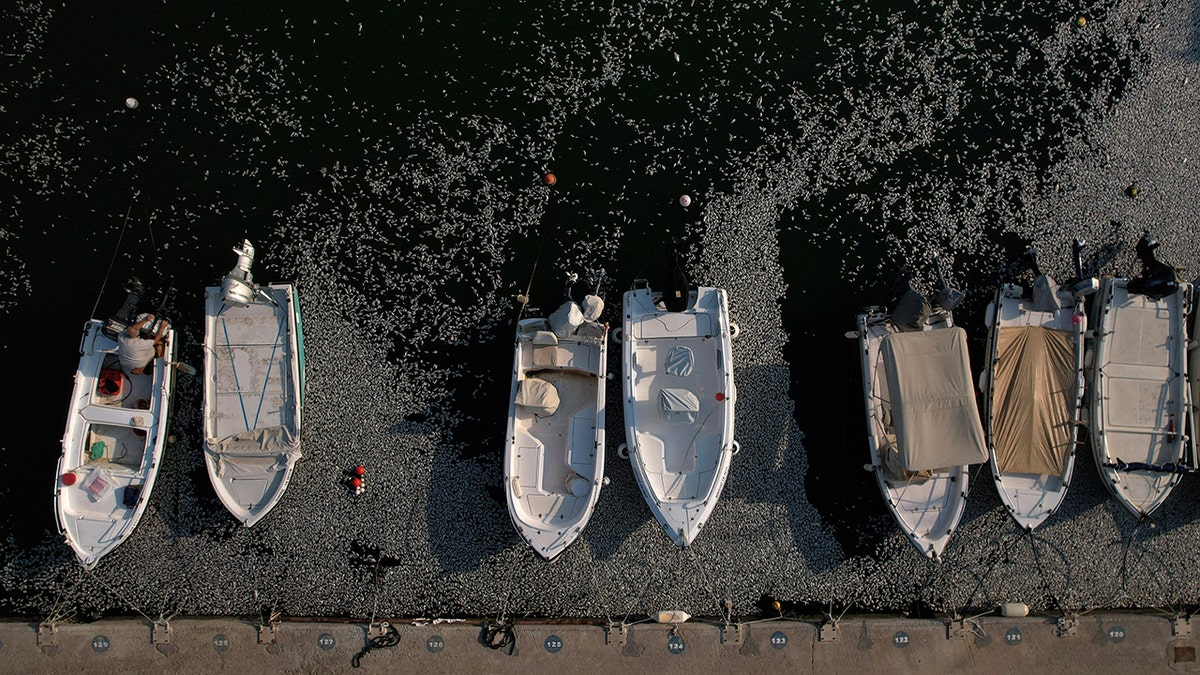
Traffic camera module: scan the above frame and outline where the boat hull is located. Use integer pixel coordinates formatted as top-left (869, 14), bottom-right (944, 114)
top-left (857, 308), bottom-right (970, 559)
top-left (203, 284), bottom-right (304, 527)
top-left (1090, 278), bottom-right (1190, 518)
top-left (55, 320), bottom-right (177, 570)
top-left (621, 285), bottom-right (736, 547)
top-left (504, 317), bottom-right (607, 560)
top-left (982, 283), bottom-right (1085, 531)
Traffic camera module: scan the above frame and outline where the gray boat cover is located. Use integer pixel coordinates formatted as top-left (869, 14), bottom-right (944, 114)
top-left (516, 377), bottom-right (560, 417)
top-left (213, 427), bottom-right (300, 477)
top-left (549, 301), bottom-right (584, 338)
top-left (665, 346), bottom-right (695, 377)
top-left (881, 328), bottom-right (987, 471)
top-left (992, 325), bottom-right (1074, 475)
top-left (1031, 275), bottom-right (1063, 312)
top-left (660, 387), bottom-right (699, 424)
top-left (574, 321), bottom-right (606, 339)
top-left (581, 294), bottom-right (604, 321)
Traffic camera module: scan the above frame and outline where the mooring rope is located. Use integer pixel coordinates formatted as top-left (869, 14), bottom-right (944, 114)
top-left (85, 568), bottom-right (155, 624)
top-left (42, 565), bottom-right (85, 626)
top-left (87, 202), bottom-right (134, 321)
top-left (351, 622), bottom-right (400, 668)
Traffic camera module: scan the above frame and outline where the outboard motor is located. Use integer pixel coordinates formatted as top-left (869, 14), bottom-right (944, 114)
top-left (220, 240), bottom-right (259, 308)
top-left (662, 246), bottom-right (691, 312)
top-left (1127, 230), bottom-right (1179, 299)
top-left (891, 272), bottom-right (931, 331)
top-left (101, 276), bottom-right (147, 339)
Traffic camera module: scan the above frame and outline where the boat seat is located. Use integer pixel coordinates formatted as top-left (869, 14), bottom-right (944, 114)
top-left (515, 377), bottom-right (560, 417)
top-left (664, 346), bottom-right (695, 377)
top-left (660, 388), bottom-right (699, 424)
top-left (531, 331), bottom-right (559, 367)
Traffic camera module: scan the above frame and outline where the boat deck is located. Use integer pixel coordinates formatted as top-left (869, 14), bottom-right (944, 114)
top-left (628, 337), bottom-right (726, 502)
top-left (1092, 279), bottom-right (1187, 516)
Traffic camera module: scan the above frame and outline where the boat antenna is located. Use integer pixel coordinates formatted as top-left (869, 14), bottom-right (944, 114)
top-left (1068, 239), bottom-right (1099, 298)
top-left (1071, 239), bottom-right (1085, 281)
top-left (932, 256), bottom-right (964, 311)
top-left (1024, 245), bottom-right (1043, 277)
top-left (88, 201), bottom-right (134, 320)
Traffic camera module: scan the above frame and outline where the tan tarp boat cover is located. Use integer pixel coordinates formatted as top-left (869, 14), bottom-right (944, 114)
top-left (992, 325), bottom-right (1074, 475)
top-left (516, 377), bottom-right (560, 417)
top-left (881, 328), bottom-right (987, 471)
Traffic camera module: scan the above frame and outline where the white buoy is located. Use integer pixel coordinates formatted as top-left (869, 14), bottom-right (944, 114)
top-left (679, 194), bottom-right (692, 207)
top-left (125, 97), bottom-right (139, 109)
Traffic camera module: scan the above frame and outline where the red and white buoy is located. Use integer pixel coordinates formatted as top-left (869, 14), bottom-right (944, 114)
top-left (349, 465), bottom-right (367, 495)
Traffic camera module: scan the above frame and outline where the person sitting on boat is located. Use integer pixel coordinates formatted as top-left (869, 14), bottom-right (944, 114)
top-left (118, 313), bottom-right (168, 375)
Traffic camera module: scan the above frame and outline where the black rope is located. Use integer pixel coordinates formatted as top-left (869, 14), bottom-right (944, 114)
top-left (481, 619), bottom-right (516, 655)
top-left (88, 202), bottom-right (134, 321)
top-left (351, 623), bottom-right (400, 668)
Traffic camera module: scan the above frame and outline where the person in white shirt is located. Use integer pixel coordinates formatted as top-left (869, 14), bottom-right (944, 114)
top-left (117, 313), bottom-right (168, 375)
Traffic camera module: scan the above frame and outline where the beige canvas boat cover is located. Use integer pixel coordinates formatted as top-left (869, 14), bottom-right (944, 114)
top-left (881, 328), bottom-right (988, 471)
top-left (992, 325), bottom-right (1074, 475)
top-left (516, 377), bottom-right (560, 416)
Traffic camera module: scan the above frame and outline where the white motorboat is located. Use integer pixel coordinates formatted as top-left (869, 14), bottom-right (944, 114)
top-left (855, 273), bottom-right (987, 559)
top-left (981, 243), bottom-right (1096, 531)
top-left (204, 241), bottom-right (305, 527)
top-left (56, 312), bottom-right (177, 570)
top-left (504, 292), bottom-right (608, 560)
top-left (620, 277), bottom-right (737, 547)
top-left (1091, 234), bottom-right (1192, 518)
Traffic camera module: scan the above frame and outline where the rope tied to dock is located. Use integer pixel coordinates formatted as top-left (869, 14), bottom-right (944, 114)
top-left (351, 622), bottom-right (400, 668)
top-left (481, 618), bottom-right (516, 655)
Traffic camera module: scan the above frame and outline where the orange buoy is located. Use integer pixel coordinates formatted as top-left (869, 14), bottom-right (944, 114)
top-left (354, 465), bottom-right (366, 477)
top-left (715, 392), bottom-right (725, 402)
top-left (61, 473), bottom-right (77, 486)
top-left (351, 477), bottom-right (363, 489)
top-left (543, 173), bottom-right (557, 186)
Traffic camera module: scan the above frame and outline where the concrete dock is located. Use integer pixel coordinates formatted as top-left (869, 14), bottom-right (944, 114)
top-left (0, 613), bottom-right (1195, 673)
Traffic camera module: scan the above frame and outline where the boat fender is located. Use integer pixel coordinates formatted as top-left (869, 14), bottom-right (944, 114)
top-left (511, 477), bottom-right (523, 498)
top-left (617, 443), bottom-right (629, 460)
top-left (655, 610), bottom-right (691, 624)
top-left (730, 440), bottom-right (740, 455)
top-left (611, 327), bottom-right (624, 344)
top-left (999, 602), bottom-right (1029, 618)
top-left (729, 322), bottom-right (740, 339)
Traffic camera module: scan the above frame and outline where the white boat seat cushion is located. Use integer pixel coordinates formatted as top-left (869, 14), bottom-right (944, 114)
top-left (664, 346), bottom-right (695, 377)
top-left (660, 387), bottom-right (699, 424)
top-left (516, 377), bottom-right (560, 417)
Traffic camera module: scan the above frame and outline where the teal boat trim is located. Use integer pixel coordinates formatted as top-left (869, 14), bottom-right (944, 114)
top-left (293, 284), bottom-right (306, 410)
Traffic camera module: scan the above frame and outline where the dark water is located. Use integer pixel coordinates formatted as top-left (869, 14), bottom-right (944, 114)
top-left (0, 0), bottom-right (1174, 614)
